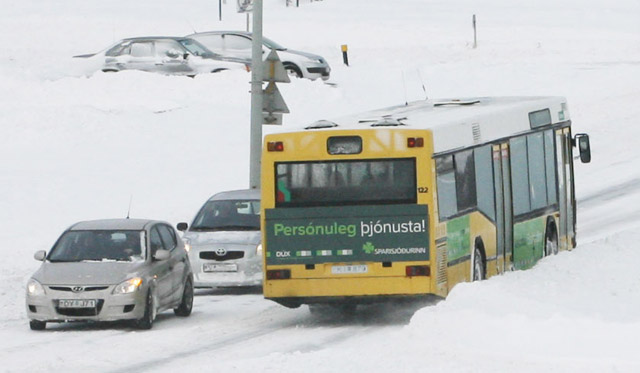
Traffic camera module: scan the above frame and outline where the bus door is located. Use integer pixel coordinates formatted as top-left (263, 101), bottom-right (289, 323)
top-left (492, 143), bottom-right (513, 272)
top-left (556, 128), bottom-right (576, 250)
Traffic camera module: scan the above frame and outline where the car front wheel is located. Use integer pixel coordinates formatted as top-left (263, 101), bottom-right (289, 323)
top-left (284, 64), bottom-right (303, 78)
top-left (134, 290), bottom-right (155, 330)
top-left (174, 279), bottom-right (194, 317)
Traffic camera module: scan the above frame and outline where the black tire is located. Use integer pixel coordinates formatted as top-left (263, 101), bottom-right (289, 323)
top-left (135, 290), bottom-right (154, 330)
top-left (29, 320), bottom-right (46, 331)
top-left (284, 64), bottom-right (303, 78)
top-left (174, 279), bottom-right (194, 317)
top-left (472, 247), bottom-right (485, 281)
top-left (545, 224), bottom-right (559, 256)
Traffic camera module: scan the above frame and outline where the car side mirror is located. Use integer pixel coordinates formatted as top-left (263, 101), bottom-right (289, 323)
top-left (166, 49), bottom-right (181, 59)
top-left (183, 53), bottom-right (189, 60)
top-left (154, 249), bottom-right (171, 261)
top-left (34, 250), bottom-right (46, 261)
top-left (177, 222), bottom-right (188, 232)
top-left (574, 133), bottom-right (591, 163)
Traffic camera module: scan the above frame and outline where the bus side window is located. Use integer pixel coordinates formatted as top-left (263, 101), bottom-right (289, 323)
top-left (436, 155), bottom-right (458, 220)
top-left (544, 130), bottom-right (557, 205)
top-left (474, 145), bottom-right (496, 221)
top-left (454, 149), bottom-right (477, 213)
top-left (527, 132), bottom-right (548, 210)
top-left (510, 136), bottom-right (531, 215)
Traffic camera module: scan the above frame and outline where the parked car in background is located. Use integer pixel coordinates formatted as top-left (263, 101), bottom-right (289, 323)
top-left (177, 189), bottom-right (262, 288)
top-left (26, 219), bottom-right (193, 330)
top-left (186, 31), bottom-right (331, 80)
top-left (73, 36), bottom-right (250, 76)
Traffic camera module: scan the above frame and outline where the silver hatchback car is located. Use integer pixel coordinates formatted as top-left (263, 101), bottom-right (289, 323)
top-left (26, 219), bottom-right (194, 330)
top-left (178, 189), bottom-right (262, 288)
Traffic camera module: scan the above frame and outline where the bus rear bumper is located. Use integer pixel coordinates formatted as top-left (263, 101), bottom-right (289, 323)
top-left (263, 276), bottom-right (434, 308)
top-left (266, 293), bottom-right (442, 309)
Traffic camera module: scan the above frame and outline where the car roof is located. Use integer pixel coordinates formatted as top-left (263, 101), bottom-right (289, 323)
top-left (121, 36), bottom-right (188, 42)
top-left (69, 219), bottom-right (163, 231)
top-left (208, 189), bottom-right (260, 201)
top-left (188, 31), bottom-right (251, 37)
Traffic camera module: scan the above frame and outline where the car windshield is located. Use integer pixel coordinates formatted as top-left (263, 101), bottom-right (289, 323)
top-left (179, 38), bottom-right (216, 57)
top-left (191, 199), bottom-right (260, 231)
top-left (48, 230), bottom-right (146, 262)
top-left (262, 37), bottom-right (286, 51)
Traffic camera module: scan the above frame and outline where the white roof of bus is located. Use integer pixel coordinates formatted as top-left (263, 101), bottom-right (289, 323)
top-left (289, 96), bottom-right (569, 154)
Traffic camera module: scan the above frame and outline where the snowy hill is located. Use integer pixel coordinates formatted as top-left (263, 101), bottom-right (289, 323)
top-left (1, 0), bottom-right (639, 371)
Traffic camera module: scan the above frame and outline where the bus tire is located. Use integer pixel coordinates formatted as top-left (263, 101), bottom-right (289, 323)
top-left (545, 221), bottom-right (558, 256)
top-left (472, 246), bottom-right (485, 281)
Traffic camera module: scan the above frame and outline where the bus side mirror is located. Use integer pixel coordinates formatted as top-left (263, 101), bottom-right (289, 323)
top-left (574, 133), bottom-right (591, 163)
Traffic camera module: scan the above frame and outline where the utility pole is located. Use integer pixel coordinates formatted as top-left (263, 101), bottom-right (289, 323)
top-left (249, 0), bottom-right (263, 189)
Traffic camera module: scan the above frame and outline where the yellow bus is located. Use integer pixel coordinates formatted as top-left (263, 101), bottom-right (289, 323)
top-left (261, 97), bottom-right (591, 309)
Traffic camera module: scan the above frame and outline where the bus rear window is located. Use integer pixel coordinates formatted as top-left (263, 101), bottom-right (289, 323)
top-left (275, 158), bottom-right (416, 207)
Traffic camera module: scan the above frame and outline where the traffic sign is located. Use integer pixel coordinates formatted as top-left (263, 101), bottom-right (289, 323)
top-left (262, 49), bottom-right (290, 83)
top-left (262, 81), bottom-right (289, 114)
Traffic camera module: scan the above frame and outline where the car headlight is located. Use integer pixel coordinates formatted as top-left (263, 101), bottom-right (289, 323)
top-left (256, 243), bottom-right (262, 256)
top-left (113, 277), bottom-right (143, 294)
top-left (183, 238), bottom-right (191, 253)
top-left (27, 279), bottom-right (45, 296)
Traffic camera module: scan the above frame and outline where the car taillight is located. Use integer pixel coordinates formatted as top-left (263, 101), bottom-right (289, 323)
top-left (267, 269), bottom-right (291, 280)
top-left (405, 265), bottom-right (430, 277)
top-left (407, 137), bottom-right (424, 148)
top-left (267, 141), bottom-right (284, 152)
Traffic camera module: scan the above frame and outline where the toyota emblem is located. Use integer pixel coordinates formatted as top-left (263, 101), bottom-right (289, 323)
top-left (71, 286), bottom-right (84, 293)
top-left (215, 248), bottom-right (227, 256)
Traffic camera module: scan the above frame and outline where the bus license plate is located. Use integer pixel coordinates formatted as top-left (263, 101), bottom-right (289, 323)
top-left (203, 263), bottom-right (238, 272)
top-left (58, 299), bottom-right (97, 308)
top-left (331, 264), bottom-right (368, 274)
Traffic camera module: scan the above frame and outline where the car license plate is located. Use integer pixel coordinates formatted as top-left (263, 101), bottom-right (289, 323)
top-left (58, 299), bottom-right (97, 308)
top-left (331, 264), bottom-right (368, 274)
top-left (203, 263), bottom-right (238, 272)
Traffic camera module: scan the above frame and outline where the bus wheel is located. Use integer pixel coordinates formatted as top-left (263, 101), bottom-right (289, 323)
top-left (545, 224), bottom-right (558, 256)
top-left (472, 247), bottom-right (485, 281)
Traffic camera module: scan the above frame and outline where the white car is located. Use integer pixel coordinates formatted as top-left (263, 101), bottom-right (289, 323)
top-left (177, 189), bottom-right (262, 288)
top-left (186, 31), bottom-right (331, 80)
top-left (74, 36), bottom-right (250, 76)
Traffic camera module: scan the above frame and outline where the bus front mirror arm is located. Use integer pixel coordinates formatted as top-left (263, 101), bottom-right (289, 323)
top-left (574, 133), bottom-right (591, 163)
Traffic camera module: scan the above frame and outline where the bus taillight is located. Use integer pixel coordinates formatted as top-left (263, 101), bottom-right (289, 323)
top-left (268, 141), bottom-right (284, 152)
top-left (407, 137), bottom-right (424, 148)
top-left (267, 269), bottom-right (291, 280)
top-left (405, 265), bottom-right (430, 277)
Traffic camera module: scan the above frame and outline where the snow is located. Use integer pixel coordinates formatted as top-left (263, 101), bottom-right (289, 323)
top-left (1, 0), bottom-right (640, 371)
